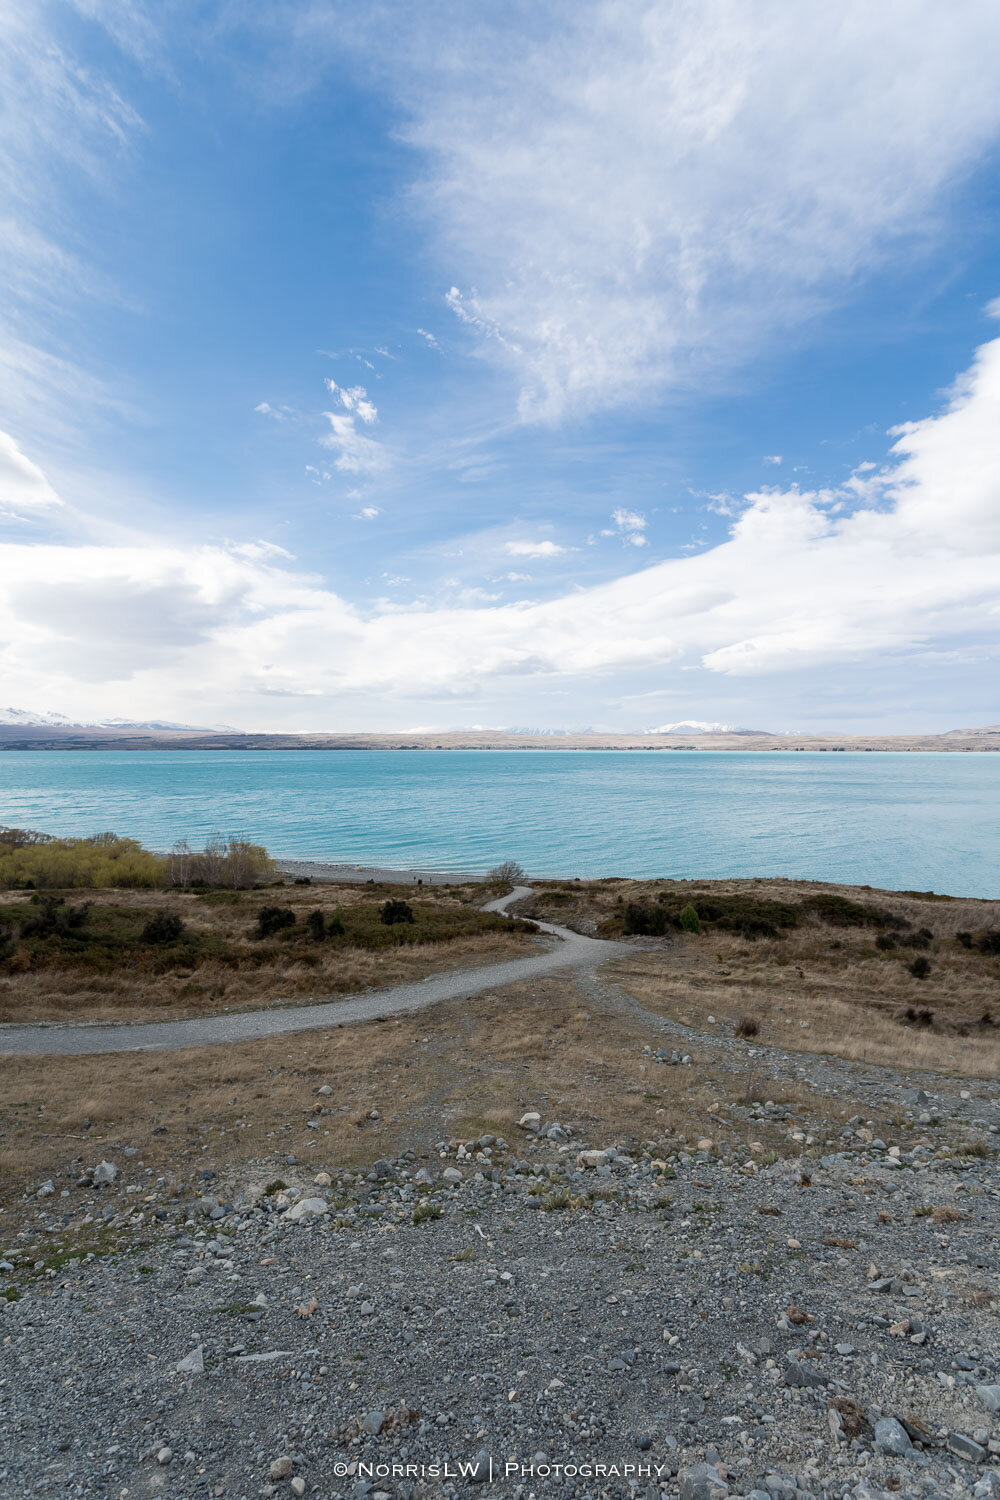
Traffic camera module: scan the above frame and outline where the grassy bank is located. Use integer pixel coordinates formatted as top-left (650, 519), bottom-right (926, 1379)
top-left (0, 882), bottom-right (538, 1023)
top-left (515, 876), bottom-right (1000, 1077)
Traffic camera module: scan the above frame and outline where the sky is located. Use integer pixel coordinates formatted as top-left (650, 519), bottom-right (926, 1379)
top-left (1, 0), bottom-right (1000, 734)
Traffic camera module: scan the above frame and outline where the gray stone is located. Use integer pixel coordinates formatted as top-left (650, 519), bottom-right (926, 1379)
top-left (92, 1160), bottom-right (118, 1187)
top-left (466, 1450), bottom-right (491, 1483)
top-left (973, 1475), bottom-right (1000, 1499)
top-left (270, 1457), bottom-right (294, 1480)
top-left (678, 1462), bottom-right (728, 1500)
top-left (874, 1418), bottom-right (913, 1456)
top-left (976, 1385), bottom-right (1000, 1414)
top-left (948, 1432), bottom-right (988, 1464)
top-left (156, 1447), bottom-right (172, 1466)
top-left (783, 1355), bottom-right (829, 1389)
top-left (282, 1197), bottom-right (328, 1221)
top-left (362, 1410), bottom-right (385, 1435)
top-left (175, 1345), bottom-right (205, 1375)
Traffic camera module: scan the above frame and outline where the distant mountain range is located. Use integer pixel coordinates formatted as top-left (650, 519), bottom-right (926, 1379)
top-left (501, 721), bottom-right (769, 735)
top-left (0, 707), bottom-right (236, 732)
top-left (644, 720), bottom-right (766, 735)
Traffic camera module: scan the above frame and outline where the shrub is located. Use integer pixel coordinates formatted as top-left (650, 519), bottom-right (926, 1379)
top-left (956, 931), bottom-right (973, 948)
top-left (875, 932), bottom-right (897, 951)
top-left (306, 909), bottom-right (327, 942)
top-left (806, 893), bottom-right (906, 929)
top-left (679, 904), bottom-right (702, 934)
top-left (902, 1005), bottom-right (934, 1027)
top-left (735, 1014), bottom-right (760, 1038)
top-left (908, 956), bottom-right (932, 980)
top-left (140, 912), bottom-right (185, 944)
top-left (19, 896), bottom-right (90, 939)
top-left (380, 899), bottom-right (414, 926)
top-left (0, 828), bottom-right (166, 890)
top-left (255, 906), bottom-right (296, 938)
top-left (622, 901), bottom-right (677, 936)
top-left (977, 929), bottom-right (1000, 955)
top-left (327, 912), bottom-right (346, 936)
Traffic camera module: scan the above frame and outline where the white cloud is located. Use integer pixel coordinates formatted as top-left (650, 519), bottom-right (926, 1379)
top-left (345, 1), bottom-right (1000, 421)
top-left (0, 429), bottom-right (63, 516)
top-left (0, 4), bottom-right (143, 432)
top-left (1, 327), bottom-right (999, 718)
top-left (606, 507), bottom-right (647, 546)
top-left (355, 506), bottom-right (381, 519)
top-left (320, 411), bottom-right (385, 473)
top-left (763, 455), bottom-right (783, 465)
top-left (230, 539), bottom-right (295, 561)
top-left (325, 379), bottom-right (377, 424)
top-left (416, 328), bottom-right (439, 349)
top-left (504, 540), bottom-right (568, 558)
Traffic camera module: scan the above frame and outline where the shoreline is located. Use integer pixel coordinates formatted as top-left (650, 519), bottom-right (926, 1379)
top-left (273, 857), bottom-right (483, 886)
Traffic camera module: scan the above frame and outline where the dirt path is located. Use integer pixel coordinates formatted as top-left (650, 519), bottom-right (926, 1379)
top-left (0, 888), bottom-right (627, 1056)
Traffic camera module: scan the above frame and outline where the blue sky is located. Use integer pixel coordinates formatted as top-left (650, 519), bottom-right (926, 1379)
top-left (2, 1), bottom-right (1000, 732)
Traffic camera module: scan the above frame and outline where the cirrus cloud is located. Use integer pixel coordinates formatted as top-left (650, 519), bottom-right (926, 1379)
top-left (0, 331), bottom-right (998, 719)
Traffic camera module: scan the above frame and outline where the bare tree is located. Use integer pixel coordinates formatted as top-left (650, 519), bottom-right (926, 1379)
top-left (168, 837), bottom-right (193, 888)
top-left (486, 859), bottom-right (527, 889)
top-left (199, 831), bottom-right (228, 887)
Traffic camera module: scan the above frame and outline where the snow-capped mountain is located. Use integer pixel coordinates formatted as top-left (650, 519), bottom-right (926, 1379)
top-left (0, 707), bottom-right (236, 731)
top-left (645, 721), bottom-right (766, 735)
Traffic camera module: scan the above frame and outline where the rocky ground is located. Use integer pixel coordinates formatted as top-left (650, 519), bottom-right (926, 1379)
top-left (2, 1073), bottom-right (999, 1500)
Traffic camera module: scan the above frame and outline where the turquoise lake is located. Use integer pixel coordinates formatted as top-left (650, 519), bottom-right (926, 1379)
top-left (0, 749), bottom-right (997, 896)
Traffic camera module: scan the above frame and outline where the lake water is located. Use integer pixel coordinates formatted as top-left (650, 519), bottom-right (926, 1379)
top-left (1, 749), bottom-right (997, 896)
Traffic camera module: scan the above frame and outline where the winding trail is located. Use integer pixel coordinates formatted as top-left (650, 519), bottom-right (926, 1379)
top-left (0, 888), bottom-right (626, 1057)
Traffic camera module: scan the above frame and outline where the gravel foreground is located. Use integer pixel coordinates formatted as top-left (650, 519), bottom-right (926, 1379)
top-left (2, 1096), bottom-right (999, 1500)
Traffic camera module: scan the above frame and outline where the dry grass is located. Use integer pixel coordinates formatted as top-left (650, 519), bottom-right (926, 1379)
top-left (514, 877), bottom-right (1000, 1079)
top-left (0, 881), bottom-right (534, 1023)
top-left (0, 973), bottom-right (845, 1217)
top-left (611, 943), bottom-right (1000, 1079)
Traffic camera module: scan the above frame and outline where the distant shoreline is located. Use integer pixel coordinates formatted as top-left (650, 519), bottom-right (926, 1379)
top-left (1, 727), bottom-right (999, 753)
top-left (274, 857), bottom-right (479, 886)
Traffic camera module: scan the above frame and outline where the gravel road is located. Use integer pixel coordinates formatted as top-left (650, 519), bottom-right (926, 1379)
top-left (0, 890), bottom-right (626, 1057)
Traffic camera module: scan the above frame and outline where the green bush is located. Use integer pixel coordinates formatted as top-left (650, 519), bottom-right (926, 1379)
top-left (306, 909), bottom-right (326, 942)
top-left (806, 893), bottom-right (906, 929)
top-left (622, 901), bottom-right (677, 936)
top-left (679, 904), bottom-right (701, 933)
top-left (327, 912), bottom-right (346, 936)
top-left (255, 906), bottom-right (296, 938)
top-left (19, 896), bottom-right (90, 940)
top-left (140, 912), bottom-right (186, 944)
top-left (380, 899), bottom-right (415, 926)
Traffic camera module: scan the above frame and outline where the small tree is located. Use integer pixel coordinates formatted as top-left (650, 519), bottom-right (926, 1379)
top-left (908, 956), bottom-right (932, 980)
top-left (380, 899), bottom-right (414, 926)
top-left (306, 909), bottom-right (326, 942)
top-left (679, 904), bottom-right (702, 933)
top-left (328, 911), bottom-right (346, 936)
top-left (486, 860), bottom-right (527, 890)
